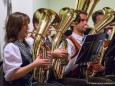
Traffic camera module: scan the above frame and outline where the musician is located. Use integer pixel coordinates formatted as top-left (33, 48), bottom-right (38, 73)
top-left (91, 10), bottom-right (115, 74)
top-left (85, 10), bottom-right (115, 83)
top-left (3, 12), bottom-right (52, 86)
top-left (53, 10), bottom-right (88, 86)
top-left (91, 10), bottom-right (105, 74)
top-left (63, 10), bottom-right (88, 77)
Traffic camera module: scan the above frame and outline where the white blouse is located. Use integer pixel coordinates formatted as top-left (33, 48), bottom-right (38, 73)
top-left (3, 40), bottom-right (32, 81)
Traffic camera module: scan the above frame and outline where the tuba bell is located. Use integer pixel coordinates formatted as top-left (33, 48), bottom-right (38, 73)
top-left (51, 7), bottom-right (79, 79)
top-left (32, 8), bottom-right (60, 83)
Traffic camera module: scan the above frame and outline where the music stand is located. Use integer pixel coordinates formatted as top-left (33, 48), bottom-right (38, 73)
top-left (0, 59), bottom-right (3, 67)
top-left (74, 33), bottom-right (106, 64)
top-left (84, 27), bottom-right (92, 35)
top-left (103, 34), bottom-right (115, 75)
top-left (103, 34), bottom-right (115, 58)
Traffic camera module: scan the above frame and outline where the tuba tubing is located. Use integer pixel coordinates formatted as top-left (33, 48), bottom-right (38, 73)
top-left (52, 7), bottom-right (79, 79)
top-left (89, 7), bottom-right (115, 34)
top-left (32, 8), bottom-right (60, 83)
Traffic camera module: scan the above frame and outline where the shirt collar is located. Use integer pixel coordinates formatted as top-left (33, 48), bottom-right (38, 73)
top-left (71, 32), bottom-right (84, 44)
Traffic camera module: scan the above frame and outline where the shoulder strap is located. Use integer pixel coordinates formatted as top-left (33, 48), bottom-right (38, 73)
top-left (68, 35), bottom-right (81, 58)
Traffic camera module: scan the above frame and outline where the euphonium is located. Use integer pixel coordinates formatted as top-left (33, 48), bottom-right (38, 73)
top-left (52, 7), bottom-right (79, 79)
top-left (86, 7), bottom-right (115, 77)
top-left (75, 0), bottom-right (100, 21)
top-left (32, 8), bottom-right (60, 83)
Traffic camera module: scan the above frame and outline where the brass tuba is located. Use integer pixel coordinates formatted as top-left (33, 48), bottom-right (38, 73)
top-left (52, 7), bottom-right (79, 79)
top-left (32, 8), bottom-right (60, 83)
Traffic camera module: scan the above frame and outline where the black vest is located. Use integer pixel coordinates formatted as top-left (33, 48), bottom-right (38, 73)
top-left (5, 41), bottom-right (33, 86)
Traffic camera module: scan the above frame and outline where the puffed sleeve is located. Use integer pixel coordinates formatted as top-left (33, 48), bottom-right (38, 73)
top-left (3, 43), bottom-right (22, 81)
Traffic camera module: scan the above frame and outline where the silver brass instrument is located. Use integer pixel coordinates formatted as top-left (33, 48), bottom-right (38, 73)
top-left (32, 8), bottom-right (60, 83)
top-left (52, 7), bottom-right (79, 79)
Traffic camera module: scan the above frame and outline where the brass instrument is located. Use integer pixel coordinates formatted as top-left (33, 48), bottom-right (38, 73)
top-left (52, 7), bottom-right (79, 79)
top-left (27, 29), bottom-right (37, 38)
top-left (32, 8), bottom-right (60, 83)
top-left (86, 7), bottom-right (115, 77)
top-left (89, 7), bottom-right (115, 34)
top-left (75, 0), bottom-right (100, 21)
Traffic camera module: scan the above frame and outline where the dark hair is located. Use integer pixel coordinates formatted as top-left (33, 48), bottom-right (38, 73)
top-left (70, 10), bottom-right (87, 30)
top-left (92, 10), bottom-right (104, 23)
top-left (77, 10), bottom-right (87, 16)
top-left (5, 12), bottom-right (30, 43)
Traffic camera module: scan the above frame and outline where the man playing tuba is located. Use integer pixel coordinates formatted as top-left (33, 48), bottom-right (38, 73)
top-left (86, 9), bottom-right (115, 83)
top-left (59, 10), bottom-right (88, 86)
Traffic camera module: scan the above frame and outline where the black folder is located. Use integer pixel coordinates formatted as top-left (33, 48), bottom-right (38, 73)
top-left (75, 33), bottom-right (106, 64)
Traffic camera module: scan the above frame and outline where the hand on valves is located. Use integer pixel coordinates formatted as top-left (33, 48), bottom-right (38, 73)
top-left (52, 48), bottom-right (69, 59)
top-left (33, 55), bottom-right (51, 68)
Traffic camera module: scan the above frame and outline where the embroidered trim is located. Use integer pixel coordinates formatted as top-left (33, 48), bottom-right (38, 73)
top-left (68, 35), bottom-right (81, 58)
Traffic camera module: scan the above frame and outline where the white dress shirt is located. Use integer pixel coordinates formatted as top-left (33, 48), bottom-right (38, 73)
top-left (65, 32), bottom-right (84, 74)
